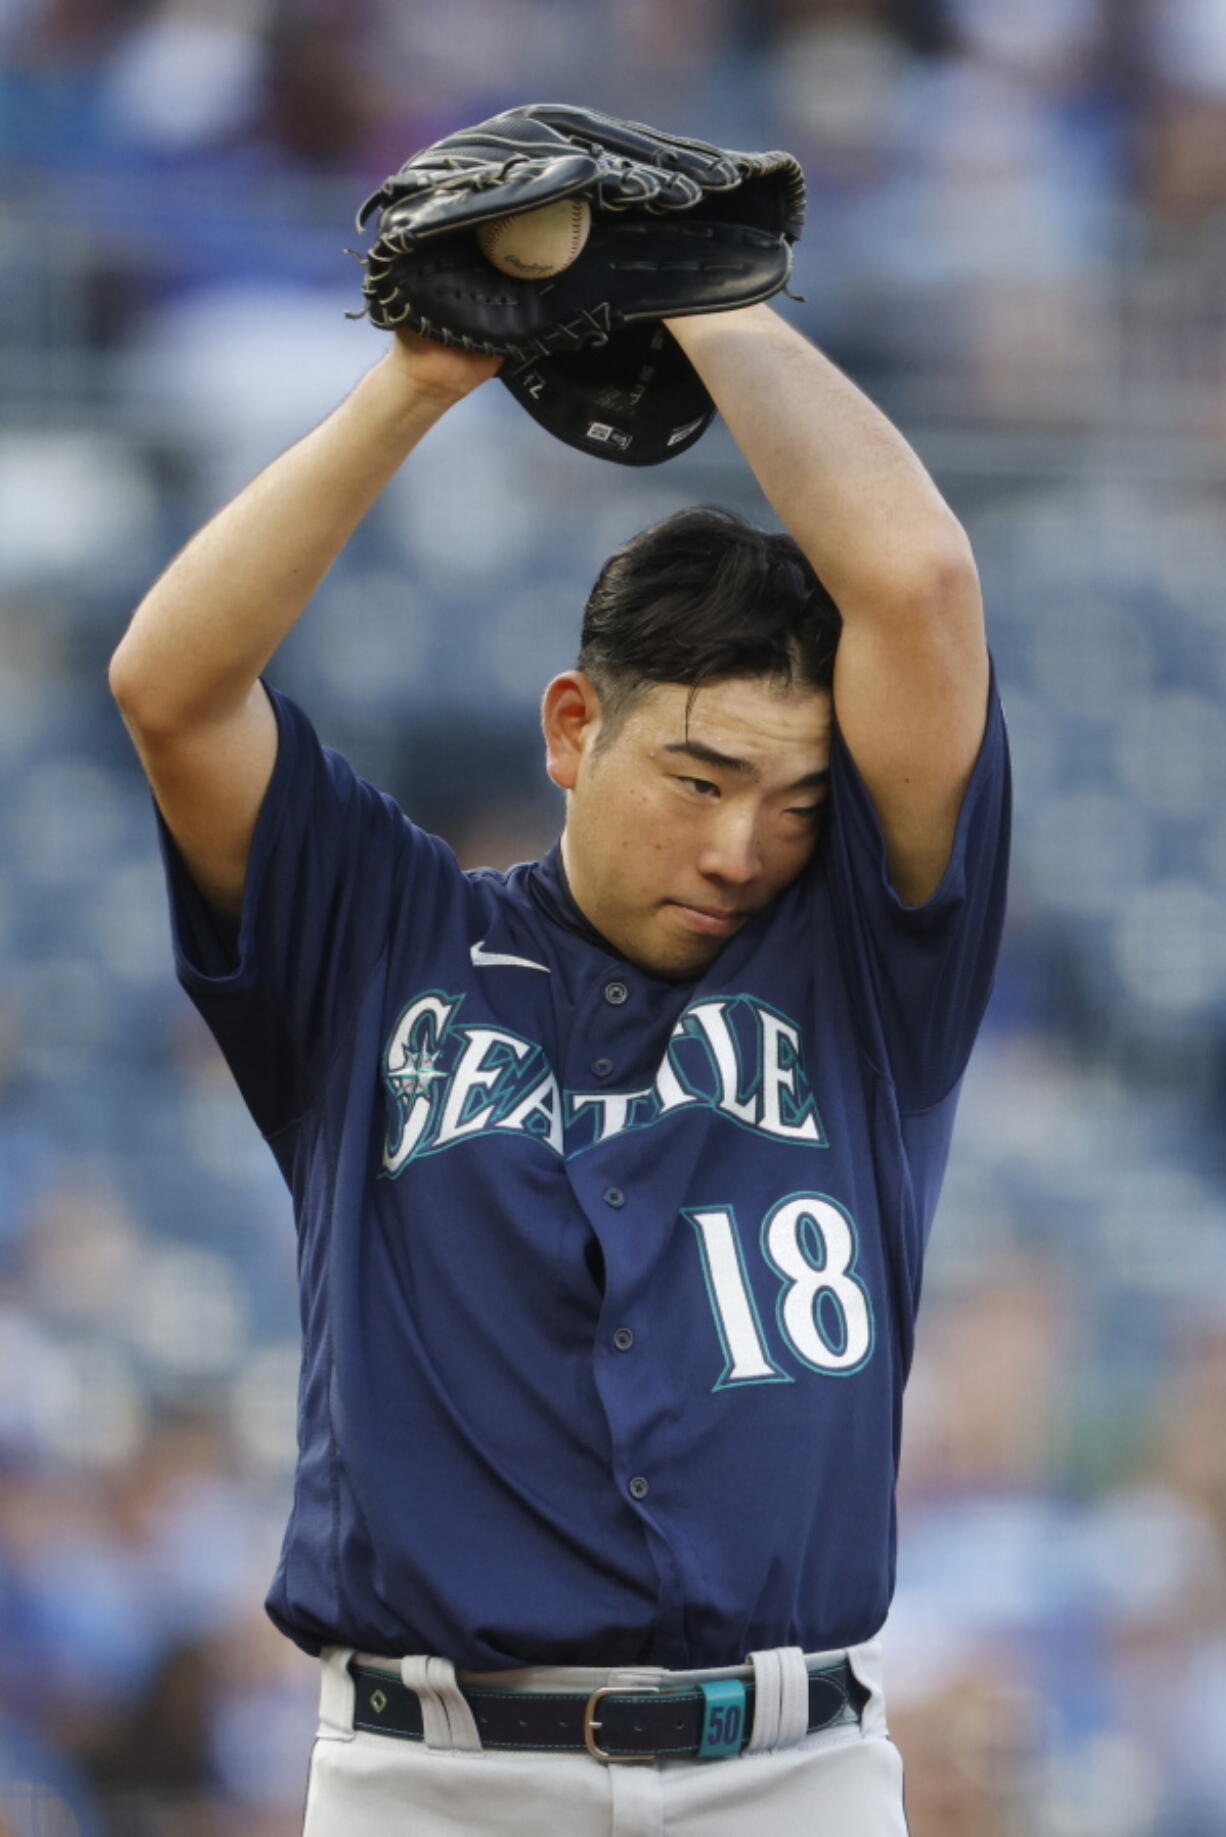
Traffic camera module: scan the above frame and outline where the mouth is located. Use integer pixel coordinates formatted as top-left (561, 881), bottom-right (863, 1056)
top-left (666, 901), bottom-right (747, 937)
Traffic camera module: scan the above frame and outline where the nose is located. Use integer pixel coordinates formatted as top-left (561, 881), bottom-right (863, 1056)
top-left (696, 806), bottom-right (763, 887)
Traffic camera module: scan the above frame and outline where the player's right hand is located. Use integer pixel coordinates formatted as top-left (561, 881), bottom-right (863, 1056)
top-left (385, 326), bottom-right (504, 402)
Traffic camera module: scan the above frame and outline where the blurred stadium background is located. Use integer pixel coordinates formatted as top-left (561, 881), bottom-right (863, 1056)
top-left (3, 0), bottom-right (1226, 1832)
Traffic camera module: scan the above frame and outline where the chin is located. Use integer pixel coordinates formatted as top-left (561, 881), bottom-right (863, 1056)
top-left (661, 956), bottom-right (718, 982)
top-left (607, 906), bottom-right (729, 981)
top-left (634, 934), bottom-right (724, 982)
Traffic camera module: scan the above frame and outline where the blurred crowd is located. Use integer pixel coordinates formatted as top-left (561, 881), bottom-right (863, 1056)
top-left (3, 1), bottom-right (1226, 1833)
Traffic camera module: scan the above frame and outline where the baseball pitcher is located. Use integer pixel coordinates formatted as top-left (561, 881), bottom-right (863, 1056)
top-left (110, 108), bottom-right (1010, 1836)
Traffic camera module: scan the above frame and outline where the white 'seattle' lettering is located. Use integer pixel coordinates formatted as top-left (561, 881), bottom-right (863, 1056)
top-left (380, 991), bottom-right (825, 1176)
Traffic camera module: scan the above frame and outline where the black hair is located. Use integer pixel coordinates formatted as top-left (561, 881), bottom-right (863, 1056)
top-left (577, 505), bottom-right (841, 744)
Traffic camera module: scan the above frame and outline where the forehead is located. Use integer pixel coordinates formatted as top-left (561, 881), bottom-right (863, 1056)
top-left (624, 676), bottom-right (833, 770)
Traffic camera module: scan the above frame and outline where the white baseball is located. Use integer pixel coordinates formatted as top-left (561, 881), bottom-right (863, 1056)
top-left (476, 197), bottom-right (592, 279)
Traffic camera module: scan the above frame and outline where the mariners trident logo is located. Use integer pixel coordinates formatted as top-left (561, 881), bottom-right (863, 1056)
top-left (380, 990), bottom-right (825, 1176)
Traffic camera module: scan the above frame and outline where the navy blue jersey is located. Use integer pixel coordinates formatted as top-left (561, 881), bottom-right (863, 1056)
top-left (155, 674), bottom-right (1010, 1671)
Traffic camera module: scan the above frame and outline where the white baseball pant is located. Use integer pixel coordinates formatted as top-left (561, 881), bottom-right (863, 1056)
top-left (301, 1639), bottom-right (910, 1835)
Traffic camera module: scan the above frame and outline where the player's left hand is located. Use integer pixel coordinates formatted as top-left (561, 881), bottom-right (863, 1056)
top-left (385, 326), bottom-right (505, 403)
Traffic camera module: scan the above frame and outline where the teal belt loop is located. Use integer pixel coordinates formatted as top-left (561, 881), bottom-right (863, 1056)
top-left (697, 1679), bottom-right (748, 1759)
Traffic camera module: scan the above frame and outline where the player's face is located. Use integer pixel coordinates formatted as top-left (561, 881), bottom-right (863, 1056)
top-left (547, 673), bottom-right (833, 979)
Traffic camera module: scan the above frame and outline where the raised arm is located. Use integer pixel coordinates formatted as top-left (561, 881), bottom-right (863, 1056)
top-left (109, 334), bottom-right (500, 920)
top-left (665, 305), bottom-right (988, 906)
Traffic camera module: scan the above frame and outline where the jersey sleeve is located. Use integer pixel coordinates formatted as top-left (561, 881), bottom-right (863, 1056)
top-left (822, 663), bottom-right (1011, 1113)
top-left (154, 683), bottom-right (439, 1141)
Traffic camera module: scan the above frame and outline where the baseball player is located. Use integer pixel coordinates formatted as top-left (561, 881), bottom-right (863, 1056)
top-left (111, 284), bottom-right (1008, 1829)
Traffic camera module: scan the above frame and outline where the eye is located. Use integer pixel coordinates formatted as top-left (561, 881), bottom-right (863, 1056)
top-left (787, 805), bottom-right (824, 821)
top-left (677, 776), bottom-right (719, 798)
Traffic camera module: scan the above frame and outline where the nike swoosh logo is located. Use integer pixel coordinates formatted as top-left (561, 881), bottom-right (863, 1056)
top-left (470, 939), bottom-right (551, 974)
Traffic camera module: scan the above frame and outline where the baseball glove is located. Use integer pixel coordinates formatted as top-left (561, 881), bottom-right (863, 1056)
top-left (353, 103), bottom-right (806, 466)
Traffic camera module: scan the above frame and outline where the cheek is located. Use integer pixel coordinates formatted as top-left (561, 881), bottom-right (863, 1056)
top-left (764, 828), bottom-right (821, 885)
top-left (591, 784), bottom-right (665, 866)
top-left (607, 791), bottom-right (693, 887)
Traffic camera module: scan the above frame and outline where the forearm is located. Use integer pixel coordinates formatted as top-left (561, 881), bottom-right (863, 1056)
top-left (110, 351), bottom-right (457, 728)
top-left (666, 305), bottom-right (974, 618)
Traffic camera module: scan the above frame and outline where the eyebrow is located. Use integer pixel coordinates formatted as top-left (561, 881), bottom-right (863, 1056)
top-left (661, 738), bottom-right (830, 791)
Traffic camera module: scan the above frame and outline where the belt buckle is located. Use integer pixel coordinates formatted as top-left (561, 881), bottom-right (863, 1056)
top-left (583, 1683), bottom-right (661, 1763)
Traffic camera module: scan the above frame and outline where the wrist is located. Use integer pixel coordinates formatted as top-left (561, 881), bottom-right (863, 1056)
top-left (665, 303), bottom-right (776, 348)
top-left (374, 345), bottom-right (467, 414)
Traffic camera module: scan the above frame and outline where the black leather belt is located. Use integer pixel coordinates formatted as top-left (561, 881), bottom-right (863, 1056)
top-left (350, 1656), bottom-right (868, 1763)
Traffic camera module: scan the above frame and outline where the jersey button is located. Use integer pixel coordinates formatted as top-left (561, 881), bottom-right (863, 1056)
top-left (604, 980), bottom-right (629, 1006)
top-left (612, 1327), bottom-right (635, 1352)
top-left (628, 1476), bottom-right (649, 1501)
top-left (603, 1187), bottom-right (625, 1209)
top-left (592, 1057), bottom-right (614, 1079)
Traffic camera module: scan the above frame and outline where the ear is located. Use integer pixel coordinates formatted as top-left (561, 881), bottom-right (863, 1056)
top-left (542, 671), bottom-right (602, 791)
